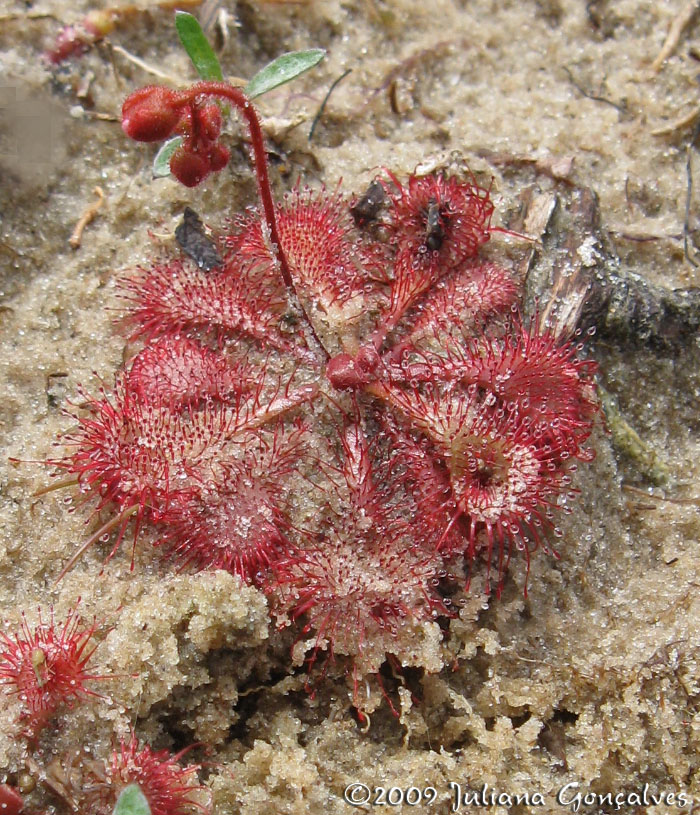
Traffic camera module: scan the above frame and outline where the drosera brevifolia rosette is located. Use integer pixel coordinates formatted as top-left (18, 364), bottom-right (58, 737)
top-left (37, 14), bottom-right (598, 725)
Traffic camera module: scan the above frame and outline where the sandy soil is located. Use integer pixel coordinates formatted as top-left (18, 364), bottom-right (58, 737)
top-left (1, 0), bottom-right (700, 813)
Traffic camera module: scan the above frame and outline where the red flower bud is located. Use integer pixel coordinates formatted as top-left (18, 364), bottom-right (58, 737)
top-left (122, 86), bottom-right (182, 142)
top-left (0, 784), bottom-right (23, 815)
top-left (208, 142), bottom-right (230, 172)
top-left (198, 104), bottom-right (223, 141)
top-left (169, 147), bottom-right (210, 187)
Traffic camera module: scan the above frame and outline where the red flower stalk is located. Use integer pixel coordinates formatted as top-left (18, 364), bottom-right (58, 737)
top-left (228, 186), bottom-right (368, 315)
top-left (121, 82), bottom-right (292, 289)
top-left (0, 606), bottom-right (109, 736)
top-left (83, 734), bottom-right (208, 815)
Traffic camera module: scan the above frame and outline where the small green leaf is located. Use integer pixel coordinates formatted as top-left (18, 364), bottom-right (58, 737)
top-left (153, 136), bottom-right (182, 178)
top-left (246, 49), bottom-right (326, 100)
top-left (175, 11), bottom-right (223, 81)
top-left (113, 784), bottom-right (151, 815)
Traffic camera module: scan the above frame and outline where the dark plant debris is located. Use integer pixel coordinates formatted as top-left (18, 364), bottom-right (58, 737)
top-left (174, 207), bottom-right (222, 271)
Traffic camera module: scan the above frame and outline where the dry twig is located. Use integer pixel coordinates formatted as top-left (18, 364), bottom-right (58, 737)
top-left (649, 1), bottom-right (699, 74)
top-left (651, 106), bottom-right (700, 136)
top-left (308, 69), bottom-right (352, 143)
top-left (364, 40), bottom-right (457, 110)
top-left (562, 66), bottom-right (623, 111)
top-left (110, 44), bottom-right (182, 83)
top-left (0, 11), bottom-right (55, 22)
top-left (69, 187), bottom-right (105, 249)
top-left (685, 117), bottom-right (700, 266)
top-left (622, 484), bottom-right (700, 507)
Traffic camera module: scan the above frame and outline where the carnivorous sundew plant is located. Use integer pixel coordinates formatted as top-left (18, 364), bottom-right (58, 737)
top-left (0, 605), bottom-right (109, 739)
top-left (36, 19), bottom-right (599, 718)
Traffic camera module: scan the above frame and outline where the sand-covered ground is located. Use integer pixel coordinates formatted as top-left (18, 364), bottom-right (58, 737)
top-left (1, 1), bottom-right (700, 812)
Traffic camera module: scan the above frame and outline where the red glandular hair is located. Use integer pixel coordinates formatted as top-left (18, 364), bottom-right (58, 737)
top-left (119, 253), bottom-right (294, 353)
top-left (227, 187), bottom-right (367, 314)
top-left (126, 336), bottom-right (250, 409)
top-left (373, 318), bottom-right (596, 593)
top-left (427, 323), bottom-right (598, 460)
top-left (272, 526), bottom-right (444, 660)
top-left (268, 421), bottom-right (449, 682)
top-left (406, 262), bottom-right (519, 343)
top-left (384, 171), bottom-right (495, 269)
top-left (155, 421), bottom-right (308, 582)
top-left (55, 377), bottom-right (231, 522)
top-left (382, 172), bottom-right (496, 322)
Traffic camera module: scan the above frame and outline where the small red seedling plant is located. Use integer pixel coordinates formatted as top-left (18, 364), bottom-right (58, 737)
top-left (37, 27), bottom-right (598, 717)
top-left (0, 605), bottom-right (113, 739)
top-left (81, 734), bottom-right (208, 815)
